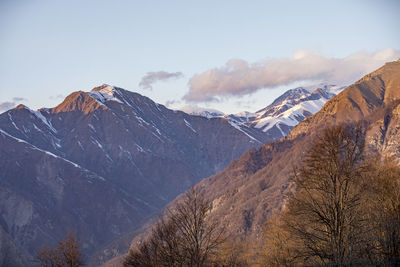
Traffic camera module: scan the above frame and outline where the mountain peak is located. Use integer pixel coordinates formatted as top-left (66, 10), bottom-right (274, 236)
top-left (89, 84), bottom-right (123, 104)
top-left (15, 104), bottom-right (28, 110)
top-left (91, 84), bottom-right (115, 93)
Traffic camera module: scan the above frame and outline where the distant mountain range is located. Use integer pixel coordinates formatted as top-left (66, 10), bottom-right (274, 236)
top-left (183, 84), bottom-right (345, 140)
top-left (0, 81), bottom-right (346, 266)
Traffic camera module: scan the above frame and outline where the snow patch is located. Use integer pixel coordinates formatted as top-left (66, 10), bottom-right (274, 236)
top-left (119, 145), bottom-right (143, 174)
top-left (135, 144), bottom-right (144, 152)
top-left (0, 129), bottom-right (109, 181)
top-left (77, 141), bottom-right (84, 150)
top-left (91, 137), bottom-right (103, 149)
top-left (184, 119), bottom-right (196, 133)
top-left (88, 85), bottom-right (123, 104)
top-left (26, 108), bottom-right (57, 133)
top-left (0, 129), bottom-right (79, 168)
top-left (8, 113), bottom-right (21, 131)
top-left (88, 124), bottom-right (96, 132)
top-left (154, 127), bottom-right (162, 136)
top-left (136, 116), bottom-right (150, 126)
top-left (227, 120), bottom-right (262, 144)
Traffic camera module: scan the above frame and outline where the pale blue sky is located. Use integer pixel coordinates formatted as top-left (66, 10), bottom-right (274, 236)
top-left (1, 0), bottom-right (399, 114)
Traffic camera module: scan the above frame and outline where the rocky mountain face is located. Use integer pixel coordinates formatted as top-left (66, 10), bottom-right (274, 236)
top-left (184, 84), bottom-right (345, 140)
top-left (126, 60), bottom-right (400, 259)
top-left (0, 85), bottom-right (272, 265)
top-left (0, 226), bottom-right (29, 267)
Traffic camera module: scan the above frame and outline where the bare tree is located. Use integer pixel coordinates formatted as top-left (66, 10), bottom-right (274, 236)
top-left (261, 125), bottom-right (400, 266)
top-left (36, 232), bottom-right (84, 267)
top-left (124, 216), bottom-right (185, 267)
top-left (36, 245), bottom-right (64, 267)
top-left (212, 240), bottom-right (249, 267)
top-left (171, 188), bottom-right (226, 266)
top-left (365, 158), bottom-right (400, 264)
top-left (260, 215), bottom-right (298, 267)
top-left (59, 232), bottom-right (84, 267)
top-left (124, 188), bottom-right (226, 267)
top-left (280, 125), bottom-right (368, 265)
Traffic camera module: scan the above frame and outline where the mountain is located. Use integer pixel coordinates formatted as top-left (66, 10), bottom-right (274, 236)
top-left (122, 60), bottom-right (400, 262)
top-left (183, 84), bottom-right (345, 140)
top-left (248, 84), bottom-right (344, 135)
top-left (0, 226), bottom-right (30, 267)
top-left (0, 85), bottom-right (272, 265)
top-left (191, 60), bottom-right (400, 244)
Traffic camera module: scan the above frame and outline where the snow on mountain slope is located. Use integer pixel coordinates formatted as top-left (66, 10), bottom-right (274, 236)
top-left (182, 83), bottom-right (345, 140)
top-left (249, 84), bottom-right (345, 136)
top-left (88, 84), bottom-right (123, 104)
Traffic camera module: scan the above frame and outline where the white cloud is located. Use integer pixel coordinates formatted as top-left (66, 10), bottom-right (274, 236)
top-left (184, 48), bottom-right (400, 102)
top-left (139, 71), bottom-right (183, 90)
top-left (179, 105), bottom-right (224, 116)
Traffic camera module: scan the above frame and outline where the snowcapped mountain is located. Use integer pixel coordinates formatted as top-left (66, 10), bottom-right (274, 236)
top-left (248, 84), bottom-right (345, 138)
top-left (0, 84), bottom-right (271, 265)
top-left (183, 84), bottom-right (345, 140)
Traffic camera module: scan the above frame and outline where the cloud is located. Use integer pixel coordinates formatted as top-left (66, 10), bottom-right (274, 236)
top-left (139, 71), bottom-right (183, 90)
top-left (235, 99), bottom-right (257, 110)
top-left (184, 48), bottom-right (400, 102)
top-left (12, 97), bottom-right (25, 102)
top-left (49, 94), bottom-right (64, 100)
top-left (179, 105), bottom-right (224, 116)
top-left (165, 99), bottom-right (181, 107)
top-left (0, 102), bottom-right (16, 112)
top-left (0, 97), bottom-right (27, 112)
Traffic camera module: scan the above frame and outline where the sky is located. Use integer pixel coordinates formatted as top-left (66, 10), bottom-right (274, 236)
top-left (0, 0), bottom-right (399, 114)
